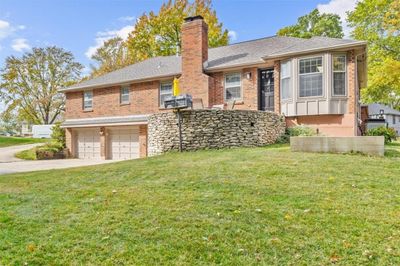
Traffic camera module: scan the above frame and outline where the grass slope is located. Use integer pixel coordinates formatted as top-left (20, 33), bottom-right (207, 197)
top-left (0, 145), bottom-right (399, 265)
top-left (0, 136), bottom-right (46, 148)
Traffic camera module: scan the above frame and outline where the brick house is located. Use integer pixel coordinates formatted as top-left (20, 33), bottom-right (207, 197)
top-left (61, 16), bottom-right (367, 160)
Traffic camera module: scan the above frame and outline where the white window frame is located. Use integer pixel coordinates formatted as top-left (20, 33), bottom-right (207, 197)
top-left (83, 90), bottom-right (93, 110)
top-left (120, 86), bottom-right (130, 104)
top-left (159, 81), bottom-right (173, 107)
top-left (298, 56), bottom-right (324, 98)
top-left (224, 72), bottom-right (242, 102)
top-left (280, 60), bottom-right (292, 100)
top-left (332, 54), bottom-right (347, 97)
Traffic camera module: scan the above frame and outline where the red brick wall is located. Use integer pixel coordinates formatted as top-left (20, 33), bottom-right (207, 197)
top-left (65, 81), bottom-right (162, 119)
top-left (179, 17), bottom-right (212, 107)
top-left (208, 68), bottom-right (259, 110)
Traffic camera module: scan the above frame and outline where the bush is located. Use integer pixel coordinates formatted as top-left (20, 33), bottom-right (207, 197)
top-left (51, 122), bottom-right (66, 148)
top-left (35, 142), bottom-right (66, 160)
top-left (276, 125), bottom-right (316, 143)
top-left (288, 125), bottom-right (316, 137)
top-left (367, 126), bottom-right (397, 144)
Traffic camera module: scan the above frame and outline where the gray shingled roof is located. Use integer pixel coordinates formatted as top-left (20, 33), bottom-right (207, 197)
top-left (61, 36), bottom-right (365, 92)
top-left (366, 103), bottom-right (400, 116)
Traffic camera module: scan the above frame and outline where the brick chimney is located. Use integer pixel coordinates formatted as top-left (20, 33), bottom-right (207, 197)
top-left (180, 15), bottom-right (212, 107)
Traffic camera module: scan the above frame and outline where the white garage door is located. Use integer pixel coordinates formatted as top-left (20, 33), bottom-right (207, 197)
top-left (76, 129), bottom-right (101, 159)
top-left (109, 127), bottom-right (139, 160)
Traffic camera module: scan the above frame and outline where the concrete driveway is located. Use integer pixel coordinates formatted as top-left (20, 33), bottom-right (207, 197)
top-left (0, 144), bottom-right (120, 175)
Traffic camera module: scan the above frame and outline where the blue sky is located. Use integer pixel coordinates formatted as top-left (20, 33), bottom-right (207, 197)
top-left (0, 0), bottom-right (356, 110)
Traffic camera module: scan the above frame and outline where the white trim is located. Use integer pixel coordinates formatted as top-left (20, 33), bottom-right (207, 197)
top-left (224, 72), bottom-right (242, 102)
top-left (332, 54), bottom-right (347, 97)
top-left (280, 60), bottom-right (292, 101)
top-left (298, 55), bottom-right (324, 99)
top-left (65, 121), bottom-right (147, 128)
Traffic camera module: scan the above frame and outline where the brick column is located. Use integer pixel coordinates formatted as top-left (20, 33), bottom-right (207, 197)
top-left (139, 125), bottom-right (147, 158)
top-left (65, 128), bottom-right (74, 158)
top-left (100, 127), bottom-right (106, 159)
top-left (347, 50), bottom-right (356, 114)
top-left (273, 61), bottom-right (281, 114)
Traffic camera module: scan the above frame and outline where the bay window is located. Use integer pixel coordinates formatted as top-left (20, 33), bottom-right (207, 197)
top-left (299, 56), bottom-right (323, 97)
top-left (280, 60), bottom-right (291, 100)
top-left (225, 73), bottom-right (241, 101)
top-left (332, 55), bottom-right (346, 96)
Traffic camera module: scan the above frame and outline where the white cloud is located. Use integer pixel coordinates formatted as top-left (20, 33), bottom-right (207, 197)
top-left (0, 19), bottom-right (13, 39)
top-left (11, 38), bottom-right (31, 52)
top-left (317, 0), bottom-right (357, 37)
top-left (228, 30), bottom-right (238, 42)
top-left (119, 16), bottom-right (135, 22)
top-left (85, 24), bottom-right (134, 59)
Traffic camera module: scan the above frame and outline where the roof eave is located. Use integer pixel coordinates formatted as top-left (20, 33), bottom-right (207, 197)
top-left (261, 41), bottom-right (368, 60)
top-left (59, 72), bottom-right (182, 93)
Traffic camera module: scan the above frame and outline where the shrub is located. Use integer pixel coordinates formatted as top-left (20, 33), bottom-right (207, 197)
top-left (367, 126), bottom-right (397, 144)
top-left (276, 125), bottom-right (316, 143)
top-left (51, 122), bottom-right (66, 148)
top-left (35, 142), bottom-right (66, 160)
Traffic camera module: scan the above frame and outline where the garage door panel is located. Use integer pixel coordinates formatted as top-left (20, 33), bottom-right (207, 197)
top-left (76, 129), bottom-right (100, 159)
top-left (108, 127), bottom-right (140, 160)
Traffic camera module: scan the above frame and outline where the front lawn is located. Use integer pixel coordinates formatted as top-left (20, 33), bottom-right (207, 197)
top-left (0, 136), bottom-right (47, 148)
top-left (0, 145), bottom-right (399, 264)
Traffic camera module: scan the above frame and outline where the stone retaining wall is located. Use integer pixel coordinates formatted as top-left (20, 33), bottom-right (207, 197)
top-left (148, 110), bottom-right (285, 156)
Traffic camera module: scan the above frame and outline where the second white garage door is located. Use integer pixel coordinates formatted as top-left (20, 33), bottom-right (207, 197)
top-left (109, 127), bottom-right (140, 160)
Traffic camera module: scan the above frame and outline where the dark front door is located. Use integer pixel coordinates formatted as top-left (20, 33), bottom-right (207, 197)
top-left (259, 69), bottom-right (274, 111)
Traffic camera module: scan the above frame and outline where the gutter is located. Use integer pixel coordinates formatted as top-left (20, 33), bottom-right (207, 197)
top-left (59, 72), bottom-right (182, 93)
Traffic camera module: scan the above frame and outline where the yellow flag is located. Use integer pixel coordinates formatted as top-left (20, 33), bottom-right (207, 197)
top-left (173, 78), bottom-right (180, 96)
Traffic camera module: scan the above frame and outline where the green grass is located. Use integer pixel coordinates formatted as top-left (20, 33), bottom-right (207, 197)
top-left (15, 147), bottom-right (38, 160)
top-left (0, 136), bottom-right (47, 148)
top-left (0, 145), bottom-right (399, 265)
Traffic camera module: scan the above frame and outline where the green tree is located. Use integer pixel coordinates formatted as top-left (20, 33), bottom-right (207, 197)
top-left (347, 0), bottom-right (400, 109)
top-left (277, 9), bottom-right (344, 38)
top-left (90, 37), bottom-right (133, 77)
top-left (0, 46), bottom-right (83, 124)
top-left (126, 0), bottom-right (229, 62)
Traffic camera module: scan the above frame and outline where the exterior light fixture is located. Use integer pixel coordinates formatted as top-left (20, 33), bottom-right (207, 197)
top-left (246, 72), bottom-right (252, 79)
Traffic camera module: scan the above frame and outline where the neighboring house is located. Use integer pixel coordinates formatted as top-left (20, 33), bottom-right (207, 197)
top-left (60, 15), bottom-right (367, 160)
top-left (363, 103), bottom-right (400, 135)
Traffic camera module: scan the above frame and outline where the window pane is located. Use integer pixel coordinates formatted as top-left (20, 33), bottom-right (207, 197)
top-left (225, 73), bottom-right (241, 100)
top-left (333, 55), bottom-right (346, 71)
top-left (300, 57), bottom-right (323, 74)
top-left (281, 61), bottom-right (291, 77)
top-left (300, 73), bottom-right (323, 97)
top-left (121, 87), bottom-right (130, 103)
top-left (281, 78), bottom-right (291, 99)
top-left (83, 91), bottom-right (93, 109)
top-left (333, 72), bottom-right (345, 95)
top-left (160, 82), bottom-right (173, 105)
top-left (226, 86), bottom-right (241, 100)
top-left (225, 73), bottom-right (241, 87)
